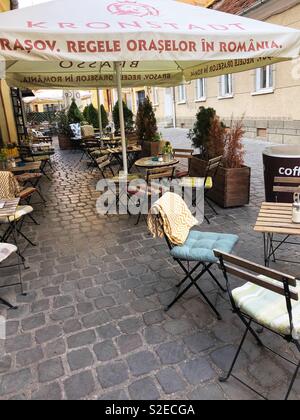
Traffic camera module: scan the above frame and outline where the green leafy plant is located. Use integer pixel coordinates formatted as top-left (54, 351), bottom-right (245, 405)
top-left (162, 141), bottom-right (173, 155)
top-left (0, 148), bottom-right (8, 162)
top-left (56, 110), bottom-right (72, 137)
top-left (188, 106), bottom-right (217, 158)
top-left (67, 99), bottom-right (83, 124)
top-left (82, 103), bottom-right (109, 130)
top-left (113, 101), bottom-right (134, 133)
top-left (135, 97), bottom-right (158, 142)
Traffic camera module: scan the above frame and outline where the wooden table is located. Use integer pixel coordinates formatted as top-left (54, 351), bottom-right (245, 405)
top-left (8, 162), bottom-right (41, 174)
top-left (254, 202), bottom-right (300, 266)
top-left (135, 156), bottom-right (179, 169)
top-left (107, 145), bottom-right (142, 172)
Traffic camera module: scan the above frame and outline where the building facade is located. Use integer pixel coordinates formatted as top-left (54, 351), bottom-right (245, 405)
top-left (0, 0), bottom-right (18, 146)
top-left (152, 0), bottom-right (300, 145)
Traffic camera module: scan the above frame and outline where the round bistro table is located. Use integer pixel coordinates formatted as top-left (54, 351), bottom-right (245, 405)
top-left (135, 156), bottom-right (179, 169)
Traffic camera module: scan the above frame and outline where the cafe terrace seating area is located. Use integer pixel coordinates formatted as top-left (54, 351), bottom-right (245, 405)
top-left (0, 131), bottom-right (299, 401)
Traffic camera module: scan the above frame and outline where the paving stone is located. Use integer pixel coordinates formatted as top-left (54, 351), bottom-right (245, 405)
top-left (50, 306), bottom-right (75, 322)
top-left (82, 311), bottom-right (111, 328)
top-left (64, 371), bottom-right (95, 400)
top-left (38, 358), bottom-right (65, 383)
top-left (63, 319), bottom-right (82, 334)
top-left (31, 299), bottom-right (50, 314)
top-left (53, 295), bottom-right (73, 309)
top-left (96, 323), bottom-right (120, 339)
top-left (163, 319), bottom-right (196, 336)
top-left (21, 313), bottom-right (46, 331)
top-left (180, 358), bottom-right (216, 385)
top-left (85, 287), bottom-right (103, 299)
top-left (5, 321), bottom-right (19, 337)
top-left (93, 340), bottom-right (118, 362)
top-left (107, 305), bottom-right (131, 320)
top-left (183, 332), bottom-right (215, 354)
top-left (210, 345), bottom-right (248, 373)
top-left (32, 382), bottom-right (62, 400)
top-left (156, 368), bottom-right (186, 394)
top-left (156, 341), bottom-right (186, 364)
top-left (45, 338), bottom-right (66, 358)
top-left (143, 310), bottom-right (165, 326)
top-left (36, 325), bottom-right (62, 344)
top-left (42, 286), bottom-right (60, 297)
top-left (116, 334), bottom-right (143, 354)
top-left (0, 369), bottom-right (32, 396)
top-left (67, 348), bottom-right (94, 371)
top-left (67, 330), bottom-right (96, 349)
top-left (128, 377), bottom-right (160, 400)
top-left (98, 389), bottom-right (129, 400)
top-left (127, 351), bottom-right (159, 376)
top-left (5, 334), bottom-right (32, 353)
top-left (94, 296), bottom-right (116, 310)
top-left (77, 302), bottom-right (94, 315)
top-left (248, 358), bottom-right (288, 388)
top-left (190, 384), bottom-right (225, 400)
top-left (0, 356), bottom-right (12, 374)
top-left (119, 317), bottom-right (143, 334)
top-left (16, 347), bottom-right (44, 367)
top-left (97, 361), bottom-right (129, 388)
top-left (145, 325), bottom-right (168, 345)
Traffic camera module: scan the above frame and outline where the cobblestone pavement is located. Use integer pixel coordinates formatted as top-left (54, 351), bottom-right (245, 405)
top-left (0, 130), bottom-right (299, 400)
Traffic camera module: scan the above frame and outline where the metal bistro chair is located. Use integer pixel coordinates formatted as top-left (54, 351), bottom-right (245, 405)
top-left (95, 154), bottom-right (115, 179)
top-left (0, 243), bottom-right (25, 310)
top-left (150, 195), bottom-right (239, 319)
top-left (19, 144), bottom-right (52, 180)
top-left (173, 148), bottom-right (194, 178)
top-left (133, 166), bottom-right (176, 226)
top-left (214, 250), bottom-right (300, 400)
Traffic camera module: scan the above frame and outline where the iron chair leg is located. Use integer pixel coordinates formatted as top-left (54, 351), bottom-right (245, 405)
top-left (205, 196), bottom-right (218, 215)
top-left (285, 359), bottom-right (300, 400)
top-left (220, 318), bottom-right (252, 383)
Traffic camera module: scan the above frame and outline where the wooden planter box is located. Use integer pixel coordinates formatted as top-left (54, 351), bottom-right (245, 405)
top-left (189, 155), bottom-right (251, 208)
top-left (58, 135), bottom-right (73, 150)
top-left (142, 140), bottom-right (164, 157)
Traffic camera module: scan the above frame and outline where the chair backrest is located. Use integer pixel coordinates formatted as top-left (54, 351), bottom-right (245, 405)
top-left (96, 154), bottom-right (111, 170)
top-left (146, 166), bottom-right (175, 183)
top-left (273, 177), bottom-right (300, 194)
top-left (214, 250), bottom-right (298, 302)
top-left (173, 148), bottom-right (194, 161)
top-left (127, 133), bottom-right (140, 146)
top-left (205, 156), bottom-right (223, 180)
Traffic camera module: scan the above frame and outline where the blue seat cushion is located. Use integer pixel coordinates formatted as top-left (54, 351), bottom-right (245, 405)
top-left (170, 230), bottom-right (239, 263)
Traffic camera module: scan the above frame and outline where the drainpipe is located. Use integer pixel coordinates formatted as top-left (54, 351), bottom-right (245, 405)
top-left (172, 87), bottom-right (177, 129)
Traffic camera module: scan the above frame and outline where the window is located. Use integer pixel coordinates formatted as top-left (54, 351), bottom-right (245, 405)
top-left (195, 78), bottom-right (206, 101)
top-left (219, 74), bottom-right (233, 98)
top-left (254, 65), bottom-right (274, 94)
top-left (152, 87), bottom-right (159, 106)
top-left (177, 84), bottom-right (186, 103)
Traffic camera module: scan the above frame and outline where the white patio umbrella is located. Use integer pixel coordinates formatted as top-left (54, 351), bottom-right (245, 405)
top-left (0, 0), bottom-right (300, 173)
top-left (23, 89), bottom-right (92, 104)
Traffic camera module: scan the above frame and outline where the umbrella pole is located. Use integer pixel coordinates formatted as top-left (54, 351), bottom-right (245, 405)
top-left (97, 89), bottom-right (103, 137)
top-left (115, 61), bottom-right (128, 175)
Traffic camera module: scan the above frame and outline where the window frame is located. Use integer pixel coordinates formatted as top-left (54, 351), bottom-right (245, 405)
top-left (252, 65), bottom-right (274, 96)
top-left (218, 74), bottom-right (233, 99)
top-left (177, 84), bottom-right (187, 104)
top-left (195, 78), bottom-right (206, 102)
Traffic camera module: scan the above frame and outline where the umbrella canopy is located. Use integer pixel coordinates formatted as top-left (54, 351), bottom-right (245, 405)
top-left (0, 0), bottom-right (299, 89)
top-left (23, 89), bottom-right (92, 104)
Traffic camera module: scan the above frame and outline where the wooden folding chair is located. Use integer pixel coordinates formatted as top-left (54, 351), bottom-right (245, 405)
top-left (173, 148), bottom-right (194, 178)
top-left (273, 177), bottom-right (300, 201)
top-left (214, 250), bottom-right (300, 400)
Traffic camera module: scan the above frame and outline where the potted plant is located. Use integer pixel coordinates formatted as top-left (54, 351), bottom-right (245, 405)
top-left (83, 103), bottom-right (109, 130)
top-left (136, 97), bottom-right (163, 156)
top-left (208, 118), bottom-right (251, 208)
top-left (162, 141), bottom-right (173, 162)
top-left (112, 100), bottom-right (134, 134)
top-left (57, 110), bottom-right (73, 150)
top-left (189, 107), bottom-right (251, 208)
top-left (67, 99), bottom-right (83, 124)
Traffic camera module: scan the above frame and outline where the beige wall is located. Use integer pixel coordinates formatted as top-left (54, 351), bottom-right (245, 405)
top-left (0, 0), bottom-right (18, 145)
top-left (152, 2), bottom-right (300, 144)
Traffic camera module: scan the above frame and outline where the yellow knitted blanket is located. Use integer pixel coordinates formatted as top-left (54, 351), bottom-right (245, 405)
top-left (147, 192), bottom-right (198, 245)
top-left (0, 171), bottom-right (20, 199)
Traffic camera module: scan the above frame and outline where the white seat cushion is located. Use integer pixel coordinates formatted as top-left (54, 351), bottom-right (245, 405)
top-left (232, 276), bottom-right (300, 339)
top-left (0, 205), bottom-right (33, 223)
top-left (0, 243), bottom-right (17, 263)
